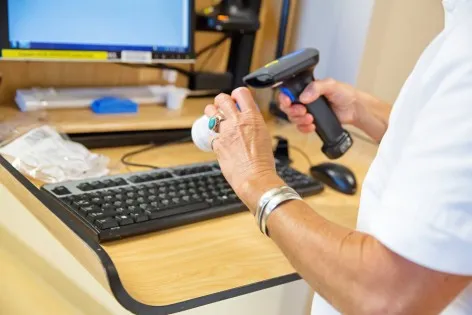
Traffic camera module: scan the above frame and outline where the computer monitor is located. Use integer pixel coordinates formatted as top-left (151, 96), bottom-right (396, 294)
top-left (0, 0), bottom-right (195, 63)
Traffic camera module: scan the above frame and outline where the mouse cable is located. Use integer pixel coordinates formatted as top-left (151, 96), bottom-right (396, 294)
top-left (120, 136), bottom-right (192, 170)
top-left (289, 145), bottom-right (313, 167)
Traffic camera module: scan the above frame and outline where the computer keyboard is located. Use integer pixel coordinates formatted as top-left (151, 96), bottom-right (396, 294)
top-left (41, 161), bottom-right (324, 243)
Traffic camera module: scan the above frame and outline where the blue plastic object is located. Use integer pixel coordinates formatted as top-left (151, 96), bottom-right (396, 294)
top-left (91, 97), bottom-right (138, 114)
top-left (279, 87), bottom-right (296, 103)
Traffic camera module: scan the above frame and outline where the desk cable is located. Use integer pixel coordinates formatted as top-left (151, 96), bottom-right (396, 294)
top-left (120, 136), bottom-right (192, 169)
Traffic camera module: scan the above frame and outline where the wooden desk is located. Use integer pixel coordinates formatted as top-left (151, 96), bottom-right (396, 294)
top-left (0, 120), bottom-right (378, 314)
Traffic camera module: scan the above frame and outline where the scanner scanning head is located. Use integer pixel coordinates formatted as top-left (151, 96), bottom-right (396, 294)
top-left (243, 48), bottom-right (320, 88)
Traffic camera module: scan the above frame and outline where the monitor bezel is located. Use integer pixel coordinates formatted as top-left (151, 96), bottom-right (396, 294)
top-left (0, 0), bottom-right (195, 64)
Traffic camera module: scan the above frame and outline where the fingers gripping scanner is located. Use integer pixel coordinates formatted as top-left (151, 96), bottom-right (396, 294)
top-left (243, 48), bottom-right (353, 159)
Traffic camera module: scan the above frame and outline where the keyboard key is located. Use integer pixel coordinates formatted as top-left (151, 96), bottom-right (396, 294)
top-left (60, 196), bottom-right (74, 205)
top-left (96, 218), bottom-right (119, 230)
top-left (91, 197), bottom-right (102, 205)
top-left (52, 186), bottom-right (71, 196)
top-left (72, 200), bottom-right (91, 209)
top-left (127, 205), bottom-right (139, 213)
top-left (128, 175), bottom-right (143, 183)
top-left (77, 183), bottom-right (94, 191)
top-left (116, 215), bottom-right (134, 226)
top-left (87, 211), bottom-right (116, 221)
top-left (102, 179), bottom-right (115, 187)
top-left (113, 178), bottom-right (128, 186)
top-left (137, 190), bottom-right (147, 197)
top-left (146, 210), bottom-right (164, 220)
top-left (158, 171), bottom-right (173, 179)
top-left (113, 201), bottom-right (123, 207)
top-left (80, 205), bottom-right (101, 214)
top-left (191, 194), bottom-right (203, 201)
top-left (147, 202), bottom-right (209, 220)
top-left (102, 203), bottom-right (114, 211)
top-left (115, 207), bottom-right (129, 215)
top-left (130, 212), bottom-right (149, 223)
top-left (141, 175), bottom-right (152, 182)
top-left (102, 190), bottom-right (114, 197)
top-left (90, 181), bottom-right (105, 189)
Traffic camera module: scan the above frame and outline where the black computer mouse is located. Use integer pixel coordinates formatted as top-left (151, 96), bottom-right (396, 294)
top-left (310, 162), bottom-right (357, 195)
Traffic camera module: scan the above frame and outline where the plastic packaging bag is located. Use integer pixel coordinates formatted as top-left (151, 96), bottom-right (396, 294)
top-left (0, 125), bottom-right (109, 183)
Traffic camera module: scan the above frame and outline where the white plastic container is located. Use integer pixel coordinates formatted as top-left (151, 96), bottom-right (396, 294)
top-left (191, 115), bottom-right (217, 152)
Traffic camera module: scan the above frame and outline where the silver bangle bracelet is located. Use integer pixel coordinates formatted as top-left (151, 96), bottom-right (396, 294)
top-left (257, 187), bottom-right (301, 236)
top-left (260, 191), bottom-right (301, 236)
top-left (255, 186), bottom-right (291, 227)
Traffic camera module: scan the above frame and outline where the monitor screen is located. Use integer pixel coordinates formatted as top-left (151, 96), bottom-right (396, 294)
top-left (0, 0), bottom-right (195, 63)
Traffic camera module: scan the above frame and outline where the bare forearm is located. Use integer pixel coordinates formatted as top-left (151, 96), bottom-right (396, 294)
top-left (264, 199), bottom-right (470, 315)
top-left (266, 200), bottom-right (384, 314)
top-left (353, 90), bottom-right (392, 143)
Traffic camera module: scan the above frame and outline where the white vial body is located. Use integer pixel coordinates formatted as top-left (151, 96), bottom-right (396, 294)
top-left (191, 115), bottom-right (217, 152)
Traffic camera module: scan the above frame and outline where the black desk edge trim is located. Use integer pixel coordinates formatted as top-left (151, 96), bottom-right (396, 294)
top-left (0, 155), bottom-right (301, 315)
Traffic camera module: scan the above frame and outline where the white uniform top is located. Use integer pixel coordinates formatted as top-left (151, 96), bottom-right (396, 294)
top-left (312, 0), bottom-right (472, 314)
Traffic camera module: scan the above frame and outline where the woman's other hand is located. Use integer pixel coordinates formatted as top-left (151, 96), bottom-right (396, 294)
top-left (205, 88), bottom-right (284, 213)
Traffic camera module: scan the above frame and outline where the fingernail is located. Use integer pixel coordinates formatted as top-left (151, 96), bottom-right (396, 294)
top-left (300, 90), bottom-right (313, 102)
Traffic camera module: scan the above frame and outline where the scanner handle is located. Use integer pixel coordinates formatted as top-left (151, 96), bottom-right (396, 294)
top-left (281, 70), bottom-right (353, 159)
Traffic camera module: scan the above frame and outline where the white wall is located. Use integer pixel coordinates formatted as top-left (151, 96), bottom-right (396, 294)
top-left (290, 0), bottom-right (375, 85)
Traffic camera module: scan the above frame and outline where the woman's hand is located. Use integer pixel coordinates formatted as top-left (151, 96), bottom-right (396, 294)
top-left (205, 88), bottom-right (285, 214)
top-left (278, 78), bottom-right (361, 133)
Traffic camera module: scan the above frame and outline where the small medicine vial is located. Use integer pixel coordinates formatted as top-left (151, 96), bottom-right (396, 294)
top-left (191, 115), bottom-right (217, 152)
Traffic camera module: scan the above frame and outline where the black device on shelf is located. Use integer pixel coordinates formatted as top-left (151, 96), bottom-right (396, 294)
top-left (41, 160), bottom-right (324, 243)
top-left (197, 0), bottom-right (260, 32)
top-left (195, 0), bottom-right (261, 91)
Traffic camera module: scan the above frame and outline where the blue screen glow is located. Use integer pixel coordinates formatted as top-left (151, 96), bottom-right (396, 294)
top-left (7, 0), bottom-right (190, 52)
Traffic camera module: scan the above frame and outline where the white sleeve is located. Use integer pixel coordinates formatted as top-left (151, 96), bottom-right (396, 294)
top-left (370, 68), bottom-right (472, 275)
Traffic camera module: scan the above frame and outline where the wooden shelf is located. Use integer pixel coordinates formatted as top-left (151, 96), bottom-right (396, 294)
top-left (0, 98), bottom-right (211, 134)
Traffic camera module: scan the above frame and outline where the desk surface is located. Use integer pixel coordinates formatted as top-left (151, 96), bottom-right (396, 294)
top-left (0, 118), bottom-right (378, 314)
top-left (0, 98), bottom-right (210, 134)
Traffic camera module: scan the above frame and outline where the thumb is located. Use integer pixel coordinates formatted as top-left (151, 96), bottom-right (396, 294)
top-left (299, 78), bottom-right (336, 104)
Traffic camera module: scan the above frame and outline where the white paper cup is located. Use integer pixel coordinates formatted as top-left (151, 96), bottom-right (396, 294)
top-left (166, 86), bottom-right (189, 110)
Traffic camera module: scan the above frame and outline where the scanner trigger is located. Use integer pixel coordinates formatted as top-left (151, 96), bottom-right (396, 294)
top-left (279, 87), bottom-right (297, 103)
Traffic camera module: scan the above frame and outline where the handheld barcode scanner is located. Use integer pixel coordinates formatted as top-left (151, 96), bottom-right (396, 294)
top-left (243, 48), bottom-right (353, 159)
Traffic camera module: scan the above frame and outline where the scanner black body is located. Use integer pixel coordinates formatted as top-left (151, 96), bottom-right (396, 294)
top-left (243, 48), bottom-right (353, 159)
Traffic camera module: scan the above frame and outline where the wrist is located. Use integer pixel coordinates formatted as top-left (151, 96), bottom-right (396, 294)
top-left (237, 173), bottom-right (285, 215)
top-left (351, 91), bottom-right (369, 130)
